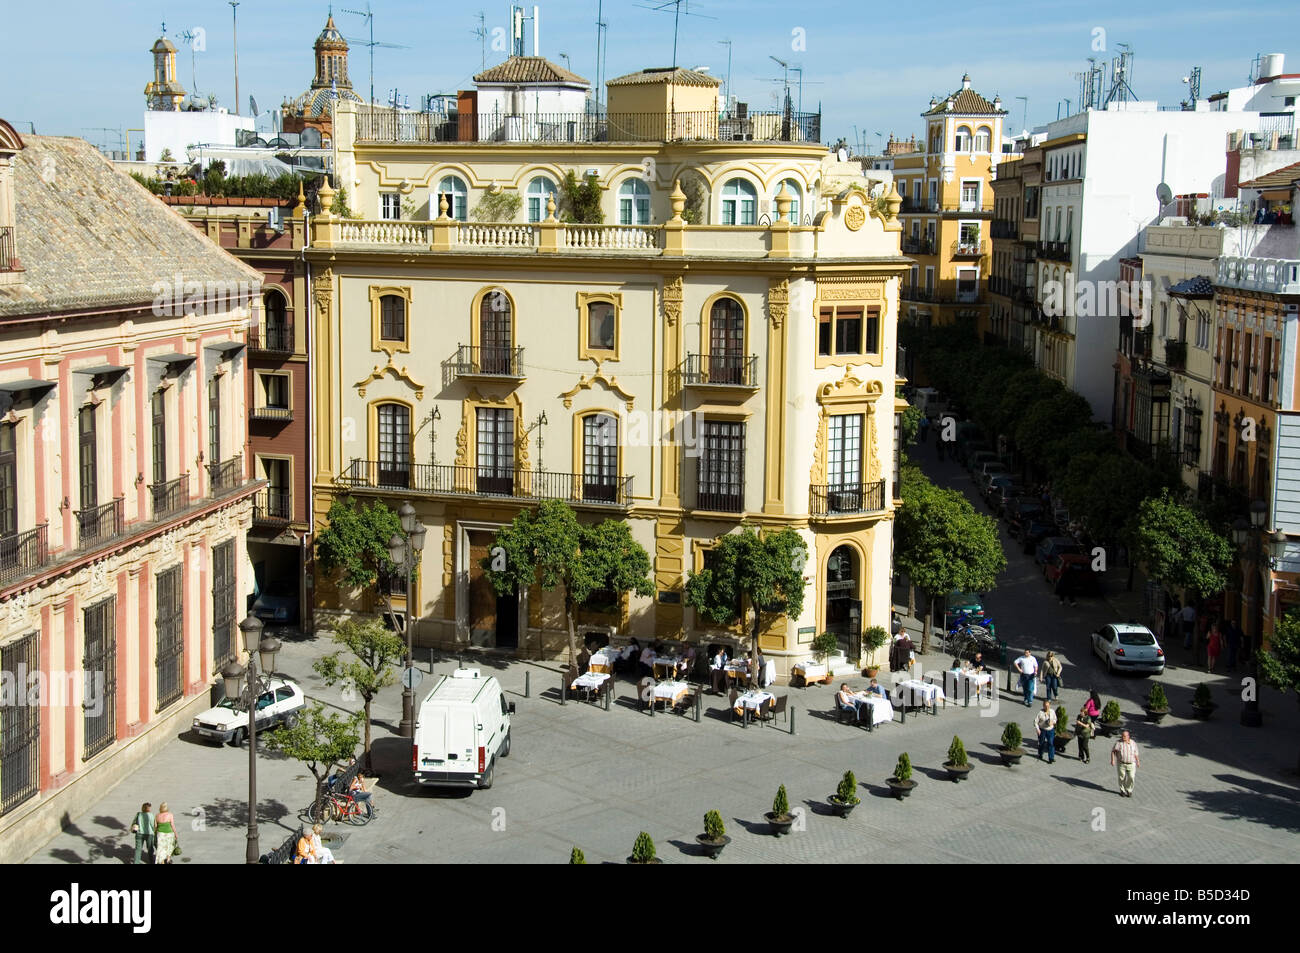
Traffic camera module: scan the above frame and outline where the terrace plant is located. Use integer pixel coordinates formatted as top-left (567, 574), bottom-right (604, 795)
top-left (1146, 683), bottom-right (1169, 711)
top-left (947, 735), bottom-right (969, 767)
top-left (629, 832), bottom-right (657, 864)
top-left (835, 770), bottom-right (860, 806)
top-left (569, 847), bottom-right (585, 864)
top-left (1000, 722), bottom-right (1023, 751)
top-left (893, 753), bottom-right (913, 783)
top-left (703, 810), bottom-right (726, 841)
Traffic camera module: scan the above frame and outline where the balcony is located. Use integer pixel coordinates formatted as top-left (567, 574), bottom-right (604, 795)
top-left (951, 240), bottom-right (985, 259)
top-left (695, 489), bottom-right (744, 514)
top-left (902, 238), bottom-right (934, 255)
top-left (0, 524), bottom-right (49, 587)
top-left (250, 406), bottom-right (293, 422)
top-left (810, 481), bottom-right (887, 518)
top-left (75, 498), bottom-right (124, 549)
top-left (150, 474), bottom-right (190, 519)
top-left (991, 219), bottom-right (1019, 240)
top-left (253, 488), bottom-right (292, 524)
top-left (207, 454), bottom-right (244, 493)
top-left (1038, 239), bottom-right (1071, 261)
top-left (441, 345), bottom-right (525, 386)
top-left (339, 459), bottom-right (633, 507)
top-left (679, 353), bottom-right (760, 391)
top-left (1216, 257), bottom-right (1300, 295)
top-left (354, 108), bottom-right (822, 145)
top-left (0, 225), bottom-right (17, 272)
top-left (1164, 339), bottom-right (1187, 372)
top-left (248, 324), bottom-right (293, 355)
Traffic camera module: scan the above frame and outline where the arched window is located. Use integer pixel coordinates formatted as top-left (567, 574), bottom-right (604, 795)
top-left (955, 125), bottom-right (972, 152)
top-left (708, 297), bottom-right (745, 384)
top-left (478, 289), bottom-right (514, 375)
top-left (721, 178), bottom-right (757, 225)
top-left (437, 174), bottom-right (467, 221)
top-left (376, 402), bottom-right (411, 488)
top-left (526, 175), bottom-right (554, 223)
top-left (974, 126), bottom-right (992, 152)
top-left (582, 413), bottom-right (619, 503)
top-left (262, 289), bottom-right (289, 349)
top-left (618, 178), bottom-right (650, 225)
top-left (776, 178), bottom-right (802, 222)
top-left (379, 294), bottom-right (406, 342)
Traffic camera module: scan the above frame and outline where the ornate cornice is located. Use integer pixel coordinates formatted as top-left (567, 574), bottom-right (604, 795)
top-left (559, 372), bottom-right (636, 411)
top-left (354, 352), bottom-right (426, 400)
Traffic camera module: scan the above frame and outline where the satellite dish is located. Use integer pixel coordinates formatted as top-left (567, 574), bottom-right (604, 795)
top-left (250, 95), bottom-right (259, 117)
top-left (1156, 183), bottom-right (1173, 206)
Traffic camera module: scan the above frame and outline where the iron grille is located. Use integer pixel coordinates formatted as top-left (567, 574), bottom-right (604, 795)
top-left (82, 598), bottom-right (117, 760)
top-left (1, 632), bottom-right (39, 814)
top-left (212, 540), bottom-right (235, 665)
top-left (155, 566), bottom-right (184, 711)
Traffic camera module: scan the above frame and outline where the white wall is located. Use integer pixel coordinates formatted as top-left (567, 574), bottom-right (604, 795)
top-left (143, 110), bottom-right (256, 163)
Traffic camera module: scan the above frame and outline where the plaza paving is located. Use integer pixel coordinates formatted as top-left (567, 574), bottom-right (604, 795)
top-left (25, 450), bottom-right (1300, 864)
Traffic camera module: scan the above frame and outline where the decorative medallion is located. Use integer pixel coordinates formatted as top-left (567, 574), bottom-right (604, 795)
top-left (845, 205), bottom-right (866, 232)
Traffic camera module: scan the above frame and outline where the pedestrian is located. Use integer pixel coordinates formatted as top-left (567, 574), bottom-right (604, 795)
top-left (1042, 650), bottom-right (1063, 700)
top-left (1180, 601), bottom-right (1196, 650)
top-left (1014, 649), bottom-right (1039, 706)
top-left (1074, 706), bottom-right (1093, 763)
top-left (918, 414), bottom-right (930, 444)
top-left (1206, 621), bottom-right (1222, 674)
top-left (131, 802), bottom-right (156, 865)
top-left (1224, 618), bottom-right (1240, 671)
top-left (1109, 729), bottom-right (1140, 797)
top-left (153, 802), bottom-right (178, 864)
top-left (1034, 699), bottom-right (1057, 763)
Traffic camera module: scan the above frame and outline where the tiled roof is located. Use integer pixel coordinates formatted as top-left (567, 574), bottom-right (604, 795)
top-left (606, 67), bottom-right (721, 88)
top-left (1239, 159), bottom-right (1300, 190)
top-left (474, 56), bottom-right (589, 86)
top-left (0, 135), bottom-right (262, 318)
top-left (923, 87), bottom-right (1004, 116)
top-left (1169, 276), bottom-right (1214, 298)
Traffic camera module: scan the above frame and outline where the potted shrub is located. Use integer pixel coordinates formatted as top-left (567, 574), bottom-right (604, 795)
top-left (1053, 704), bottom-right (1073, 753)
top-left (999, 722), bottom-right (1025, 766)
top-left (886, 753), bottom-right (917, 799)
top-left (766, 784), bottom-right (795, 836)
top-left (696, 809), bottom-right (731, 859)
top-left (1144, 683), bottom-right (1170, 724)
top-left (627, 831), bottom-right (662, 864)
top-left (944, 735), bottom-right (973, 781)
top-left (829, 770), bottom-right (861, 817)
top-left (1191, 683), bottom-right (1217, 720)
top-left (569, 847), bottom-right (585, 864)
top-left (1097, 701), bottom-right (1123, 737)
top-left (862, 625), bottom-right (889, 677)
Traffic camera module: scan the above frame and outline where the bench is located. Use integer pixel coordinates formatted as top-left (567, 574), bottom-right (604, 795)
top-left (259, 825), bottom-right (306, 864)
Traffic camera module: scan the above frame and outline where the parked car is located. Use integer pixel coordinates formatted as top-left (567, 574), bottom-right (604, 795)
top-left (192, 678), bottom-right (306, 745)
top-left (943, 591), bottom-right (987, 631)
top-left (1044, 553), bottom-right (1102, 594)
top-left (413, 668), bottom-right (514, 791)
top-left (1004, 498), bottom-right (1044, 535)
top-left (1035, 536), bottom-right (1083, 567)
top-left (1091, 623), bottom-right (1166, 675)
top-left (251, 579), bottom-right (299, 626)
top-left (975, 465), bottom-right (1010, 494)
top-left (983, 475), bottom-right (1020, 508)
top-left (1020, 520), bottom-right (1057, 553)
top-left (966, 450), bottom-right (998, 475)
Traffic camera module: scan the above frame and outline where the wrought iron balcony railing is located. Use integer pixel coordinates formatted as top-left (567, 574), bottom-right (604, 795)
top-left (250, 406), bottom-right (293, 421)
top-left (810, 480), bottom-right (887, 518)
top-left (207, 454), bottom-right (243, 493)
top-left (679, 353), bottom-right (759, 388)
top-left (150, 474), bottom-right (190, 520)
top-left (248, 324), bottom-right (293, 354)
top-left (253, 488), bottom-right (292, 523)
top-left (0, 524), bottom-right (49, 587)
top-left (75, 498), bottom-right (124, 549)
top-left (339, 459), bottom-right (633, 506)
top-left (442, 345), bottom-right (525, 384)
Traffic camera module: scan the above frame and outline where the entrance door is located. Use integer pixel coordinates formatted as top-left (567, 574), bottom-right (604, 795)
top-left (825, 544), bottom-right (860, 657)
top-left (467, 534), bottom-right (497, 645)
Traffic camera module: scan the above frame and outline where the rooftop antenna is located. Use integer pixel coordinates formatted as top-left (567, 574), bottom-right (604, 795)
top-left (177, 28), bottom-right (204, 96)
top-left (717, 39), bottom-right (733, 107)
top-left (1181, 66), bottom-right (1201, 109)
top-left (1014, 95), bottom-right (1028, 131)
top-left (229, 2), bottom-right (240, 115)
top-left (1104, 43), bottom-right (1137, 105)
top-left (345, 2), bottom-right (411, 108)
top-left (634, 0), bottom-right (714, 70)
top-left (594, 0), bottom-right (608, 110)
top-left (558, 52), bottom-right (571, 72)
top-left (471, 12), bottom-right (487, 72)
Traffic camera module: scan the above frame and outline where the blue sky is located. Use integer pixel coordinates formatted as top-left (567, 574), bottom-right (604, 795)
top-left (1, 0), bottom-right (1291, 153)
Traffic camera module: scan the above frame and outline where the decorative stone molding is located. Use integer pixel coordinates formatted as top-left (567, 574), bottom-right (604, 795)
top-left (768, 278), bottom-right (789, 330)
top-left (663, 275), bottom-right (683, 327)
top-left (312, 268), bottom-right (334, 320)
top-left (354, 353), bottom-right (426, 400)
top-left (816, 277), bottom-right (885, 301)
top-left (558, 372), bottom-right (635, 412)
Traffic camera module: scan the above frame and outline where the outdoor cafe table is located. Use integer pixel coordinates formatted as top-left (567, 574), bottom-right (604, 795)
top-left (652, 656), bottom-right (683, 679)
top-left (791, 660), bottom-right (830, 686)
top-left (725, 660), bottom-right (750, 685)
top-left (588, 648), bottom-right (618, 675)
top-left (940, 668), bottom-right (993, 705)
top-left (852, 693), bottom-right (894, 727)
top-left (652, 679), bottom-right (689, 710)
top-left (892, 678), bottom-right (944, 714)
top-left (570, 671), bottom-right (609, 703)
top-left (733, 689), bottom-right (775, 726)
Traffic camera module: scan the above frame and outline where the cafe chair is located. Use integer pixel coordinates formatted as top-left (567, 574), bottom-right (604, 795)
top-left (728, 688), bottom-right (742, 724)
top-left (763, 694), bottom-right (788, 727)
top-left (835, 698), bottom-right (857, 725)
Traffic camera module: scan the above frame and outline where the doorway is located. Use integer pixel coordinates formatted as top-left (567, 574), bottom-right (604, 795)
top-left (825, 544), bottom-right (862, 660)
top-left (465, 528), bottom-right (518, 649)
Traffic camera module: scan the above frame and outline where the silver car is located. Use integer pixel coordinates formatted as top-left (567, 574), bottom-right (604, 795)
top-left (1091, 623), bottom-right (1166, 676)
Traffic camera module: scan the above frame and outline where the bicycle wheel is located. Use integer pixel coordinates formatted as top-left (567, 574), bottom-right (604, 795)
top-left (348, 802), bottom-right (373, 826)
top-left (308, 798), bottom-right (330, 825)
top-left (328, 796), bottom-right (344, 824)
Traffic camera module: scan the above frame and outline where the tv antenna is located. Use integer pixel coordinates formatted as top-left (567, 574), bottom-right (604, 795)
top-left (1014, 95), bottom-right (1028, 131)
top-left (717, 39), bottom-right (733, 106)
top-left (594, 1), bottom-right (609, 109)
top-left (1181, 66), bottom-right (1201, 108)
top-left (1104, 43), bottom-right (1137, 105)
top-left (176, 29), bottom-right (204, 96)
top-left (470, 12), bottom-right (487, 72)
top-left (344, 2), bottom-right (411, 108)
top-left (634, 0), bottom-right (715, 70)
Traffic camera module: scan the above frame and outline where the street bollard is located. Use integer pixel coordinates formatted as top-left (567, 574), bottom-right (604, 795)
top-left (525, 671), bottom-right (531, 699)
top-left (789, 706), bottom-right (796, 735)
top-left (965, 680), bottom-right (970, 708)
top-left (604, 682), bottom-right (611, 711)
top-left (900, 700), bottom-right (906, 724)
top-left (560, 676), bottom-right (566, 705)
top-left (694, 690), bottom-right (701, 723)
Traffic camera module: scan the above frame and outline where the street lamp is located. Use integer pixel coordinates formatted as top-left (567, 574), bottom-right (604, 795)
top-left (390, 501), bottom-right (427, 738)
top-left (221, 614), bottom-right (281, 863)
top-left (1230, 502), bottom-right (1287, 727)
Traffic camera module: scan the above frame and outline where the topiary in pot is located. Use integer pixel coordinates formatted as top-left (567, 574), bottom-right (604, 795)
top-left (1054, 704), bottom-right (1072, 751)
top-left (830, 769), bottom-right (860, 816)
top-left (862, 625), bottom-right (889, 673)
top-left (945, 735), bottom-right (973, 781)
top-left (569, 847), bottom-right (585, 864)
top-left (1145, 682), bottom-right (1170, 723)
top-left (767, 784), bottom-right (794, 836)
top-left (812, 631), bottom-right (840, 661)
top-left (697, 809), bottom-right (730, 858)
top-left (629, 831), bottom-right (660, 864)
top-left (888, 753), bottom-right (917, 798)
top-left (1098, 700), bottom-right (1123, 735)
top-left (1192, 682), bottom-right (1216, 719)
top-left (999, 722), bottom-right (1024, 765)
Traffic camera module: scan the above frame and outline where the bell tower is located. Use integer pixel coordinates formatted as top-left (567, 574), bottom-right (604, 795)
top-left (144, 25), bottom-right (187, 111)
top-left (312, 14), bottom-right (352, 90)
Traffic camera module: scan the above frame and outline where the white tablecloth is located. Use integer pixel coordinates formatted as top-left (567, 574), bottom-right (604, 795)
top-left (893, 679), bottom-right (944, 707)
top-left (652, 680), bottom-right (689, 704)
top-left (792, 661), bottom-right (827, 681)
top-left (855, 694), bottom-right (894, 725)
top-left (571, 672), bottom-right (609, 691)
top-left (943, 670), bottom-right (992, 698)
top-left (735, 690), bottom-right (775, 711)
top-left (759, 660), bottom-right (776, 687)
top-left (591, 648), bottom-right (619, 666)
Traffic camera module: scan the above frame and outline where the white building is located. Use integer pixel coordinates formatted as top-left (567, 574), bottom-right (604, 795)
top-left (143, 109), bottom-right (257, 164)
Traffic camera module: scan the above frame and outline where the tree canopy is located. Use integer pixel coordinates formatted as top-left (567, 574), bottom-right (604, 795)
top-left (1131, 490), bottom-right (1234, 598)
top-left (263, 703), bottom-right (362, 806)
top-left (315, 496), bottom-right (404, 594)
top-left (314, 619), bottom-right (405, 773)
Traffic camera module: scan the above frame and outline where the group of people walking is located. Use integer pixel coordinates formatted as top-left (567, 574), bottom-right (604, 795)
top-left (1161, 599), bottom-right (1244, 673)
top-left (131, 802), bottom-right (179, 864)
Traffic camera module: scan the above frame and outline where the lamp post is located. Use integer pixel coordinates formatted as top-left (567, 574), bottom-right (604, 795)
top-left (390, 501), bottom-right (427, 738)
top-left (220, 614), bottom-right (282, 863)
top-left (1230, 501), bottom-right (1287, 727)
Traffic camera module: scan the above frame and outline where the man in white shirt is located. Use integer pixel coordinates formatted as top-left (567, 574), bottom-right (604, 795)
top-left (1014, 649), bottom-right (1040, 706)
top-left (709, 647), bottom-right (728, 693)
top-left (1180, 603), bottom-right (1196, 649)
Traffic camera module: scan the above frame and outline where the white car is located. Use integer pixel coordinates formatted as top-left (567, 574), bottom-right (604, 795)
top-left (1091, 623), bottom-right (1166, 676)
top-left (192, 678), bottom-right (306, 745)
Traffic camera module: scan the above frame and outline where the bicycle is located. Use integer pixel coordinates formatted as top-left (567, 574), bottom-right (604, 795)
top-left (308, 790), bottom-right (376, 826)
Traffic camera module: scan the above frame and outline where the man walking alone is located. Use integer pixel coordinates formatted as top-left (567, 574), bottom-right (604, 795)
top-left (1014, 649), bottom-right (1039, 706)
top-left (1034, 700), bottom-right (1057, 764)
top-left (1109, 729), bottom-right (1140, 797)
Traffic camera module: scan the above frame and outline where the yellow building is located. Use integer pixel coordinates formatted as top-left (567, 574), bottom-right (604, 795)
top-left (893, 75), bottom-right (1006, 334)
top-left (306, 60), bottom-right (906, 674)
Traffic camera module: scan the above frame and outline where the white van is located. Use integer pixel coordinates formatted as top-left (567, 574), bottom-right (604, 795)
top-left (412, 669), bottom-right (515, 790)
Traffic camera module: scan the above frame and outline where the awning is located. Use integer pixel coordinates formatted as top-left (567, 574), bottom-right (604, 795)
top-left (72, 364), bottom-right (130, 377)
top-left (0, 378), bottom-right (56, 395)
top-left (203, 340), bottom-right (246, 358)
top-left (146, 352), bottom-right (196, 366)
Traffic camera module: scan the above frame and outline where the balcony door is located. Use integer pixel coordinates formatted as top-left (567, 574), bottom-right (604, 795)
top-left (476, 408), bottom-right (514, 496)
top-left (708, 297), bottom-right (745, 384)
top-left (827, 414), bottom-right (864, 513)
top-left (377, 403), bottom-right (411, 489)
top-left (79, 405), bottom-right (97, 513)
top-left (479, 292), bottom-right (513, 375)
top-left (0, 423), bottom-right (15, 540)
top-left (582, 414), bottom-right (618, 502)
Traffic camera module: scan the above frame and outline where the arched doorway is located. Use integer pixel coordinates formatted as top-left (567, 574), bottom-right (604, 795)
top-left (825, 544), bottom-right (862, 660)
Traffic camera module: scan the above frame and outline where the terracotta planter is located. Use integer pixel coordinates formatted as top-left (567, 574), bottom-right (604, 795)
top-left (864, 666), bottom-right (880, 679)
top-left (1144, 707), bottom-right (1169, 724)
top-left (1191, 703), bottom-right (1215, 721)
top-left (1096, 720), bottom-right (1123, 738)
top-left (695, 834), bottom-right (730, 859)
top-left (943, 761), bottom-right (973, 782)
top-left (886, 778), bottom-right (917, 799)
top-left (999, 747), bottom-right (1024, 767)
top-left (765, 812), bottom-right (794, 837)
top-left (829, 796), bottom-right (859, 818)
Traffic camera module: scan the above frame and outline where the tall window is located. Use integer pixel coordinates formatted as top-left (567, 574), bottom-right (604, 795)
top-left (698, 420), bottom-right (745, 513)
top-left (79, 405), bottom-right (97, 513)
top-left (1183, 408), bottom-right (1203, 467)
top-left (819, 306), bottom-right (879, 357)
top-left (0, 423), bottom-right (15, 539)
top-left (437, 175), bottom-right (468, 221)
top-left (262, 458), bottom-right (291, 520)
top-left (1254, 426), bottom-right (1271, 500)
top-left (777, 179), bottom-right (802, 222)
top-left (476, 407), bottom-right (514, 495)
top-left (709, 297), bottom-right (745, 384)
top-left (828, 414), bottom-right (863, 488)
top-left (1197, 314), bottom-right (1210, 350)
top-left (212, 539), bottom-right (235, 665)
top-left (208, 379), bottom-right (221, 467)
top-left (379, 294), bottom-right (406, 342)
top-left (262, 290), bottom-right (289, 350)
top-left (961, 182), bottom-right (979, 207)
top-left (479, 290), bottom-right (513, 374)
top-left (0, 632), bottom-right (39, 813)
top-left (377, 403), bottom-right (411, 489)
top-left (582, 414), bottom-right (619, 503)
top-left (261, 374), bottom-right (289, 410)
top-left (720, 179), bottom-right (757, 225)
top-left (155, 565), bottom-right (184, 711)
top-left (586, 300), bottom-right (615, 352)
top-left (955, 125), bottom-right (972, 151)
top-left (83, 597), bottom-right (116, 759)
top-left (618, 179), bottom-right (650, 225)
top-left (974, 126), bottom-right (991, 152)
top-left (151, 391), bottom-right (167, 485)
top-left (380, 192), bottom-right (401, 220)
top-left (1263, 337), bottom-right (1274, 403)
top-left (527, 176), bottom-right (554, 223)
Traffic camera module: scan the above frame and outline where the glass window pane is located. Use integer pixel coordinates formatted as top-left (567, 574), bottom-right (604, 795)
top-left (587, 302), bottom-right (615, 349)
